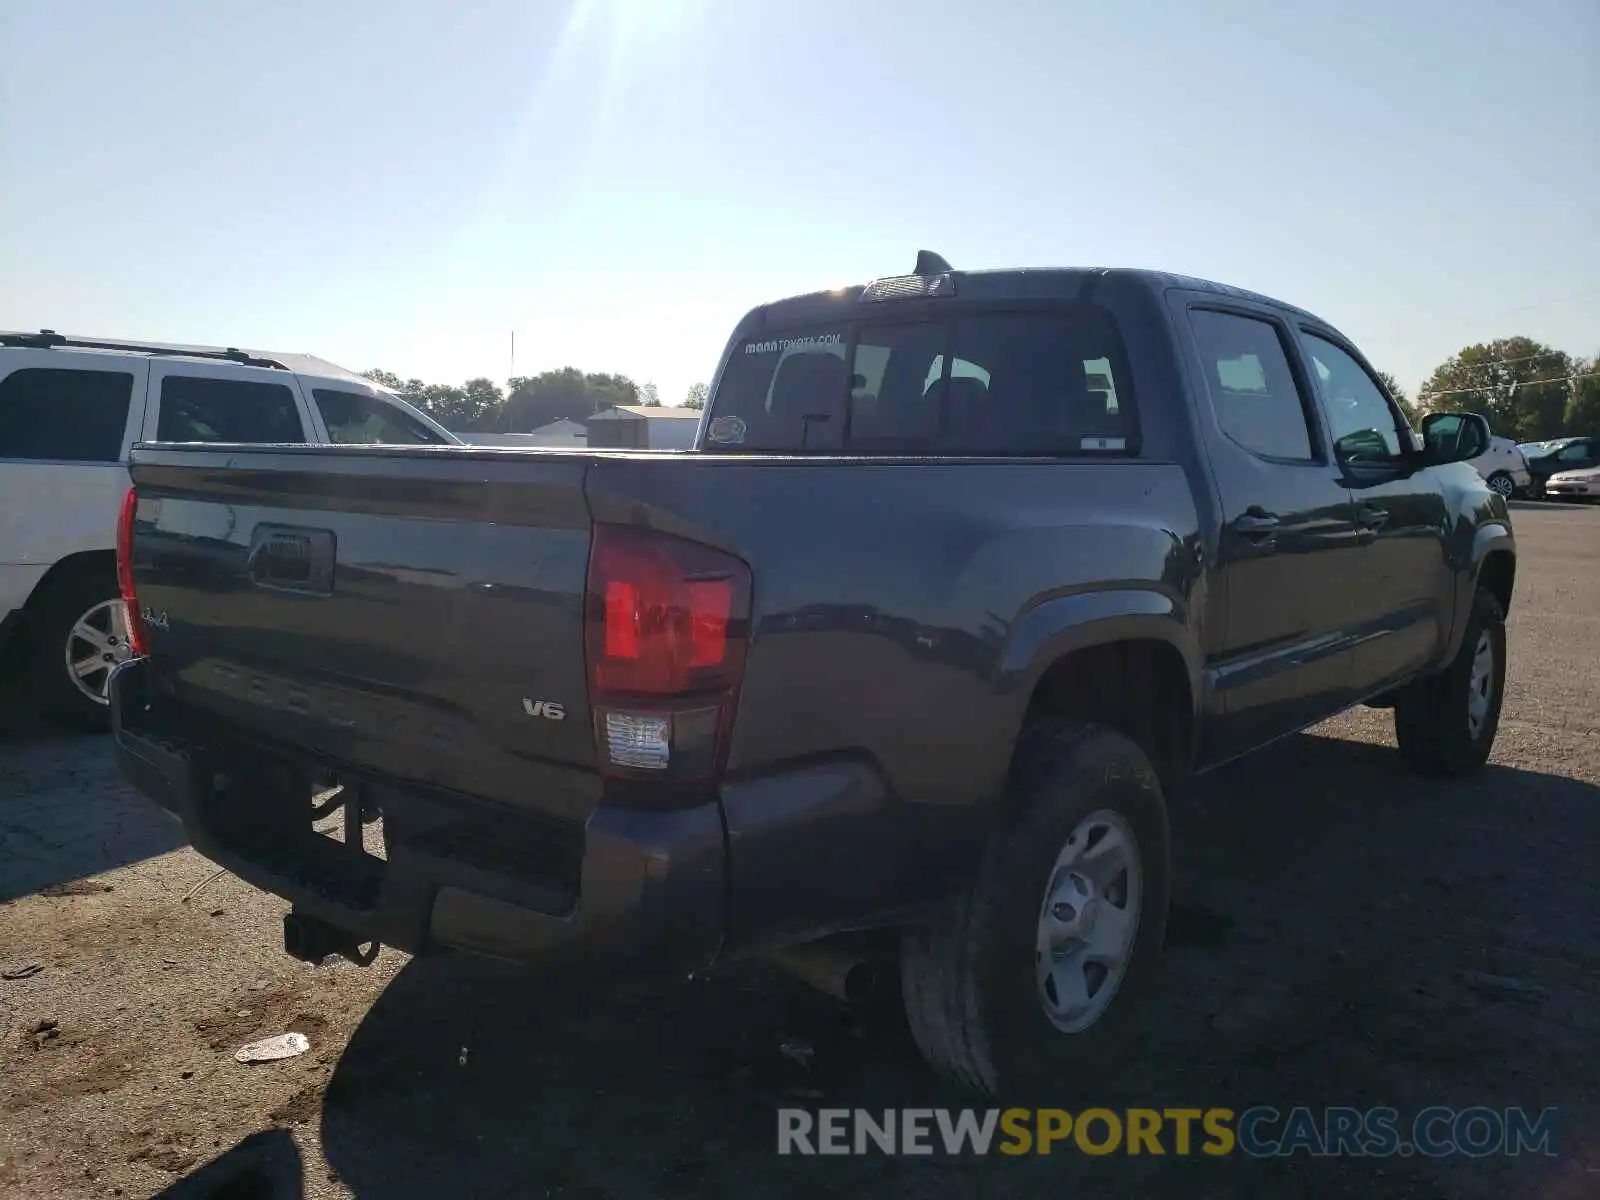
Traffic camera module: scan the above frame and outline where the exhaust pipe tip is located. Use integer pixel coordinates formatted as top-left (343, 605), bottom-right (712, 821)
top-left (766, 939), bottom-right (876, 1005)
top-left (840, 959), bottom-right (876, 1005)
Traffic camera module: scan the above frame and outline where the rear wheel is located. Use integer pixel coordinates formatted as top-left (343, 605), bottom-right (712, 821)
top-left (900, 722), bottom-right (1171, 1096)
top-left (1393, 586), bottom-right (1505, 777)
top-left (1486, 472), bottom-right (1515, 500)
top-left (28, 566), bottom-right (130, 730)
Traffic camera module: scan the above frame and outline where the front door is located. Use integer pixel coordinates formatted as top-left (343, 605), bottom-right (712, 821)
top-left (1294, 329), bottom-right (1452, 695)
top-left (1176, 301), bottom-right (1364, 761)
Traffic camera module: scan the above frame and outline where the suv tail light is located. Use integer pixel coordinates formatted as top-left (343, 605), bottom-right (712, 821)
top-left (584, 523), bottom-right (751, 785)
top-left (116, 487), bottom-right (150, 657)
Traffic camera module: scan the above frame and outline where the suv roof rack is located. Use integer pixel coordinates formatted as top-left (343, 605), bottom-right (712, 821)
top-left (0, 329), bottom-right (288, 370)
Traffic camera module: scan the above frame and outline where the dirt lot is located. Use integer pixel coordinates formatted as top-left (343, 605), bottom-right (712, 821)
top-left (2, 503), bottom-right (1597, 1200)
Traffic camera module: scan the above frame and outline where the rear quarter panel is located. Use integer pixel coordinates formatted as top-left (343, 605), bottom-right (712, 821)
top-left (585, 457), bottom-right (1205, 809)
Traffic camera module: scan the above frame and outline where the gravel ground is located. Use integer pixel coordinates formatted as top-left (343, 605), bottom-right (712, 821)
top-left (1, 503), bottom-right (1597, 1200)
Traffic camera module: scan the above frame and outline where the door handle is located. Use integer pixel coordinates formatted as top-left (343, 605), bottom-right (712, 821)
top-left (1231, 511), bottom-right (1280, 550)
top-left (1355, 504), bottom-right (1390, 532)
top-left (1233, 512), bottom-right (1280, 536)
top-left (247, 524), bottom-right (336, 595)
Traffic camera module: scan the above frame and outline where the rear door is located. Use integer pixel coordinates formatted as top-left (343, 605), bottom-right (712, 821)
top-left (0, 350), bottom-right (149, 614)
top-left (1293, 328), bottom-right (1453, 695)
top-left (1173, 299), bottom-right (1363, 759)
top-left (144, 361), bottom-right (314, 445)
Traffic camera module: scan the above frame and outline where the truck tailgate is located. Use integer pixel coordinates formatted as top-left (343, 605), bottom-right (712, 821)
top-left (129, 446), bottom-right (601, 823)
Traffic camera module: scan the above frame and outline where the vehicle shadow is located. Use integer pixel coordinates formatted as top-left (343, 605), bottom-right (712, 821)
top-left (150, 1129), bottom-right (304, 1200)
top-left (0, 730), bottom-right (186, 901)
top-left (314, 729), bottom-right (1597, 1199)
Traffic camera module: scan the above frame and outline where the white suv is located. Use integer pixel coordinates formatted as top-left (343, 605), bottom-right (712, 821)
top-left (0, 330), bottom-right (456, 726)
top-left (1465, 434), bottom-right (1531, 499)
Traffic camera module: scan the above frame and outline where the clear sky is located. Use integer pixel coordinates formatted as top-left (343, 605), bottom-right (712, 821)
top-left (3, 0), bottom-right (1596, 405)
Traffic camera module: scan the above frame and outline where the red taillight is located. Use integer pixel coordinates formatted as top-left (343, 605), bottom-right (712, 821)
top-left (585, 524), bottom-right (751, 782)
top-left (116, 487), bottom-right (150, 657)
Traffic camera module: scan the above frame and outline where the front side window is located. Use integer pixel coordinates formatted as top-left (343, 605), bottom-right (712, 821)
top-left (158, 376), bottom-right (305, 443)
top-left (0, 368), bottom-right (133, 462)
top-left (1300, 333), bottom-right (1405, 464)
top-left (704, 308), bottom-right (1135, 454)
top-left (314, 388), bottom-right (445, 444)
top-left (1189, 310), bottom-right (1315, 461)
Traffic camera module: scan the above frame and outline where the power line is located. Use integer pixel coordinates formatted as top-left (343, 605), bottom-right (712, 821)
top-left (1433, 349), bottom-right (1570, 372)
top-left (1465, 287), bottom-right (1600, 321)
top-left (1420, 370), bottom-right (1600, 399)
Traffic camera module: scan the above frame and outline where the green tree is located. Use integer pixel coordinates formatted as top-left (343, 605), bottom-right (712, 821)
top-left (1375, 370), bottom-right (1418, 426)
top-left (501, 369), bottom-right (641, 431)
top-left (454, 377), bottom-right (505, 430)
top-left (638, 382), bottom-right (661, 407)
top-left (683, 382), bottom-right (709, 410)
top-left (363, 369), bottom-right (430, 415)
top-left (1418, 338), bottom-right (1572, 442)
top-left (1565, 354), bottom-right (1600, 435)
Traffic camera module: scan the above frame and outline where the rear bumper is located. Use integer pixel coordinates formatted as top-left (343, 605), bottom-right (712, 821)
top-left (110, 659), bottom-right (726, 971)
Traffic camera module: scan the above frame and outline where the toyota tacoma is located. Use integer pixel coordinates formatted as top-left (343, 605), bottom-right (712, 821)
top-left (110, 254), bottom-right (1515, 1094)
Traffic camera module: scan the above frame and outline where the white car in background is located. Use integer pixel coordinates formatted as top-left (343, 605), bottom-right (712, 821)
top-left (1545, 465), bottom-right (1600, 501)
top-left (1464, 435), bottom-right (1531, 499)
top-left (0, 330), bottom-right (457, 726)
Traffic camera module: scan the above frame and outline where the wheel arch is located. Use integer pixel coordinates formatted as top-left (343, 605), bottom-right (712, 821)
top-left (24, 549), bottom-right (117, 612)
top-left (1477, 546), bottom-right (1515, 615)
top-left (1000, 590), bottom-right (1200, 789)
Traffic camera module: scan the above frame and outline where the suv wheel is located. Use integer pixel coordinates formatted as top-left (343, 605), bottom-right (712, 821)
top-left (900, 721), bottom-right (1170, 1095)
top-left (29, 567), bottom-right (130, 730)
top-left (1486, 472), bottom-right (1516, 500)
top-left (1393, 586), bottom-right (1505, 776)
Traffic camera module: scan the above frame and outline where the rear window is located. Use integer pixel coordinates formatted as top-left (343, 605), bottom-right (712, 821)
top-left (157, 376), bottom-right (305, 444)
top-left (704, 309), bottom-right (1134, 454)
top-left (0, 367), bottom-right (133, 462)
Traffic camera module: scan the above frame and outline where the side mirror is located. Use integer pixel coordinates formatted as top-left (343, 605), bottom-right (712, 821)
top-left (1419, 411), bottom-right (1490, 465)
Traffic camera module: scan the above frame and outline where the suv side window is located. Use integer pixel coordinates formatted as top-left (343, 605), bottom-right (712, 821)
top-left (157, 376), bottom-right (305, 443)
top-left (1299, 333), bottom-right (1406, 464)
top-left (313, 388), bottom-right (446, 445)
top-left (0, 368), bottom-right (134, 462)
top-left (1189, 310), bottom-right (1315, 461)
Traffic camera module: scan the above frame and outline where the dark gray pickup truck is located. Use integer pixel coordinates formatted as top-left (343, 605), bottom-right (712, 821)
top-left (110, 256), bottom-right (1515, 1094)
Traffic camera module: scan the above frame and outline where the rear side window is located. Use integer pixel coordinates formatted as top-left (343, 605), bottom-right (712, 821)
top-left (1189, 310), bottom-right (1315, 461)
top-left (157, 376), bottom-right (305, 443)
top-left (0, 368), bottom-right (133, 462)
top-left (705, 309), bottom-right (1134, 454)
top-left (313, 388), bottom-right (445, 444)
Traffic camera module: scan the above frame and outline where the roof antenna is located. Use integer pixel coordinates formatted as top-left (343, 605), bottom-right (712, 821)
top-left (914, 250), bottom-right (953, 275)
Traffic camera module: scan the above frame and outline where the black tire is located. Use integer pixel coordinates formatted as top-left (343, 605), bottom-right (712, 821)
top-left (900, 721), bottom-right (1171, 1096)
top-left (1486, 472), bottom-right (1515, 500)
top-left (26, 565), bottom-right (124, 731)
top-left (1393, 586), bottom-right (1505, 777)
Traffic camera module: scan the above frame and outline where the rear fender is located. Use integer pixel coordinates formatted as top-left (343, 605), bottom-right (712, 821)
top-left (997, 588), bottom-right (1202, 761)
